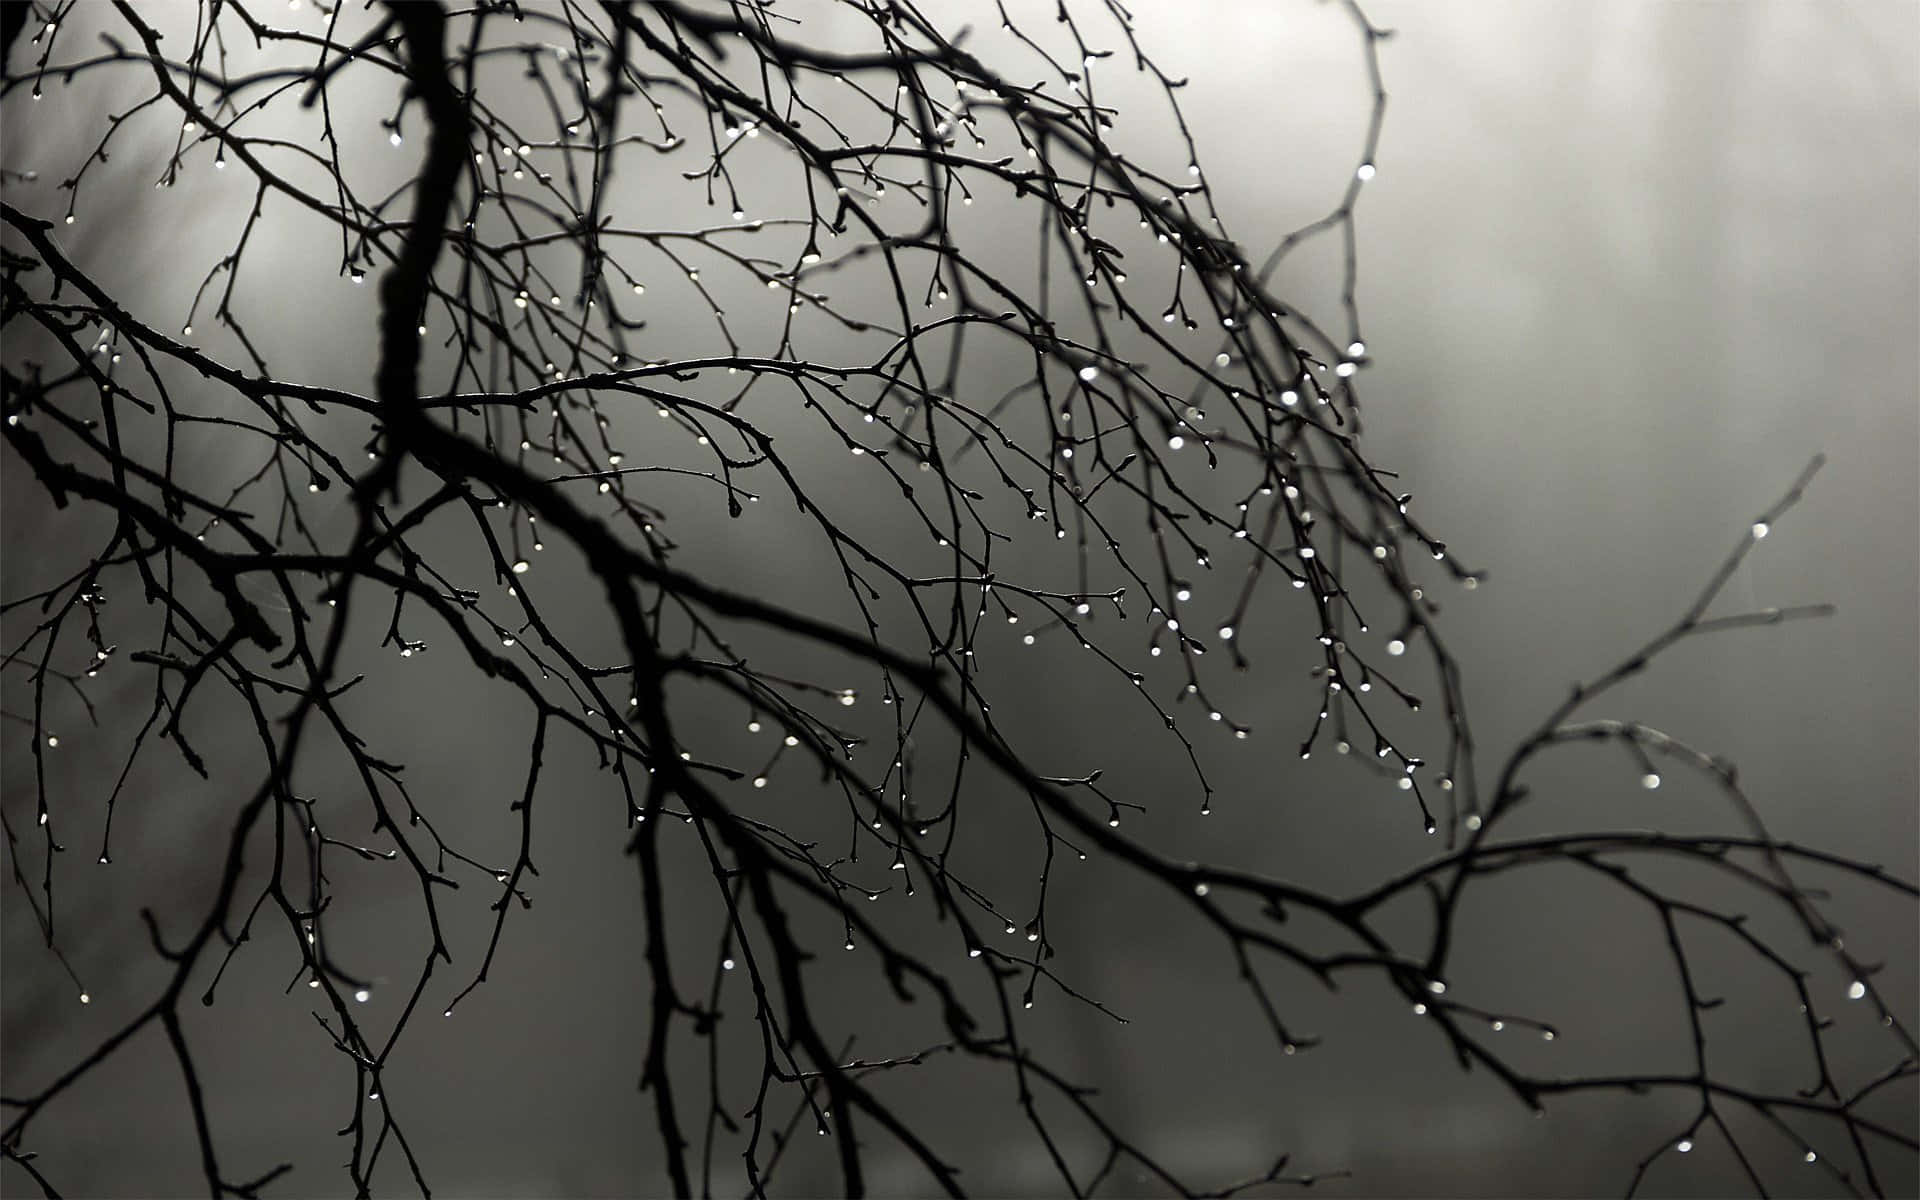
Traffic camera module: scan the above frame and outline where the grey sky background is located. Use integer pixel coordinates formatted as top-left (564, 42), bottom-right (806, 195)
top-left (2, 2), bottom-right (1915, 1196)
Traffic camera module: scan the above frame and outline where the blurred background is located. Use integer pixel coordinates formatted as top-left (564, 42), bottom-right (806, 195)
top-left (3, 1), bottom-right (1915, 1196)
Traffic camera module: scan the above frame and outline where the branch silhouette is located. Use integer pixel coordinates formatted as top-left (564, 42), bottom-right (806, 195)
top-left (1, 1), bottom-right (1912, 1197)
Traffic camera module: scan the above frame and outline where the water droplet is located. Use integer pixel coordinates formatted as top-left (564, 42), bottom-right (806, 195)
top-left (1387, 639), bottom-right (1405, 656)
top-left (354, 989), bottom-right (371, 1003)
top-left (1356, 162), bottom-right (1376, 181)
top-left (1847, 980), bottom-right (1867, 1000)
top-left (79, 992), bottom-right (90, 1004)
top-left (1752, 522), bottom-right (1770, 539)
top-left (1676, 1139), bottom-right (1693, 1154)
top-left (1641, 773), bottom-right (1661, 790)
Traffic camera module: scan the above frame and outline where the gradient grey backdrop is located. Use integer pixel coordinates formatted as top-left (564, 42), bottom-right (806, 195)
top-left (3, 2), bottom-right (1916, 1196)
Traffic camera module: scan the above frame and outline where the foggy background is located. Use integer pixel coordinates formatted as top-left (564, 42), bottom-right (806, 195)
top-left (3, 1), bottom-right (1915, 1196)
